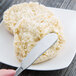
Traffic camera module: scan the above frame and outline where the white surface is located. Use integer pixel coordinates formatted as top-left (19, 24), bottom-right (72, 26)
top-left (0, 7), bottom-right (76, 70)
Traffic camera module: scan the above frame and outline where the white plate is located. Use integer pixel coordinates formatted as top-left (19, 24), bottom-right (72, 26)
top-left (0, 7), bottom-right (76, 71)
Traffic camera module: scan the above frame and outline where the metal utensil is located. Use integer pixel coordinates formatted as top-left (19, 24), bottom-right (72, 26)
top-left (15, 33), bottom-right (58, 76)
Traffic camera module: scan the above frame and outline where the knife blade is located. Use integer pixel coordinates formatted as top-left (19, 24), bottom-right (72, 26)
top-left (15, 33), bottom-right (58, 76)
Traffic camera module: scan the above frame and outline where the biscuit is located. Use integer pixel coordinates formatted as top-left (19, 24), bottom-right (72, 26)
top-left (14, 17), bottom-right (64, 64)
top-left (3, 2), bottom-right (53, 34)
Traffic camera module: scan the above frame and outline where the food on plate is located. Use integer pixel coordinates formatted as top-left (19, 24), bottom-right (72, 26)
top-left (3, 2), bottom-right (53, 34)
top-left (3, 2), bottom-right (64, 64)
top-left (14, 18), bottom-right (64, 64)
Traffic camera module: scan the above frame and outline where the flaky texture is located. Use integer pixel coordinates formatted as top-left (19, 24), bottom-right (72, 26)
top-left (14, 17), bottom-right (64, 64)
top-left (3, 2), bottom-right (54, 34)
top-left (3, 2), bottom-right (64, 64)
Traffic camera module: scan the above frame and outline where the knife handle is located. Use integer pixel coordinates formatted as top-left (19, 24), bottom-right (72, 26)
top-left (15, 67), bottom-right (23, 76)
